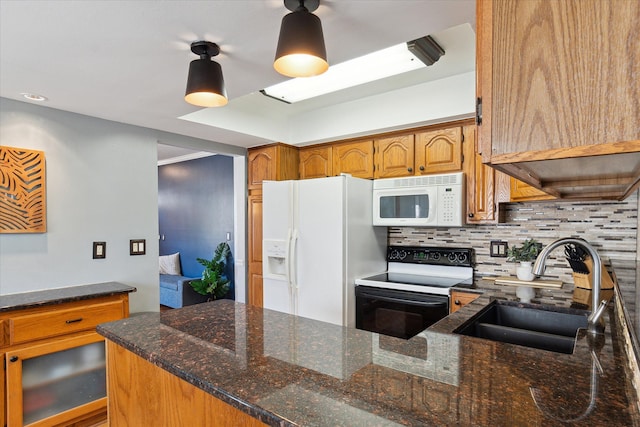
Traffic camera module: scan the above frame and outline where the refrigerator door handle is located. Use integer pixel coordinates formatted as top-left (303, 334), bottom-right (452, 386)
top-left (284, 228), bottom-right (292, 284)
top-left (289, 229), bottom-right (299, 315)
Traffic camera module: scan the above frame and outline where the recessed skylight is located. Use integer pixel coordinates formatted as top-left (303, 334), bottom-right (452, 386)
top-left (261, 40), bottom-right (439, 104)
top-left (20, 93), bottom-right (47, 102)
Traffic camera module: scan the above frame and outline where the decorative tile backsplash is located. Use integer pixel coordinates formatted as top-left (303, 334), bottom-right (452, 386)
top-left (389, 192), bottom-right (638, 284)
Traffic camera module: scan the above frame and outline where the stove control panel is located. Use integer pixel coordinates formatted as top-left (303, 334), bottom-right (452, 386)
top-left (387, 246), bottom-right (473, 267)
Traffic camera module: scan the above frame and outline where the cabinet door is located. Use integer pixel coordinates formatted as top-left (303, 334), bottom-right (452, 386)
top-left (415, 128), bottom-right (463, 175)
top-left (467, 152), bottom-right (496, 223)
top-left (374, 134), bottom-right (415, 178)
top-left (510, 178), bottom-right (555, 202)
top-left (332, 140), bottom-right (374, 179)
top-left (463, 125), bottom-right (499, 223)
top-left (6, 332), bottom-right (107, 427)
top-left (480, 0), bottom-right (639, 157)
top-left (247, 193), bottom-right (263, 307)
top-left (299, 146), bottom-right (332, 179)
top-left (248, 146), bottom-right (277, 190)
top-left (1, 352), bottom-right (5, 427)
top-left (477, 0), bottom-right (640, 200)
top-left (450, 291), bottom-right (480, 314)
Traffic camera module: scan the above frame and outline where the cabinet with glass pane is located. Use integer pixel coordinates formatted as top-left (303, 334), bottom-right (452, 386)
top-left (6, 333), bottom-right (107, 426)
top-left (0, 287), bottom-right (132, 427)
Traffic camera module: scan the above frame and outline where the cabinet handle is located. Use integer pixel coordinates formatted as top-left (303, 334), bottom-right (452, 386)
top-left (9, 356), bottom-right (18, 362)
top-left (468, 213), bottom-right (474, 218)
top-left (408, 167), bottom-right (413, 172)
top-left (419, 165), bottom-right (425, 171)
top-left (65, 318), bottom-right (83, 324)
top-left (454, 300), bottom-right (461, 306)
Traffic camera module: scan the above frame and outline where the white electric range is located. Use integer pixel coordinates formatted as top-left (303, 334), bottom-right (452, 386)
top-left (354, 246), bottom-right (474, 339)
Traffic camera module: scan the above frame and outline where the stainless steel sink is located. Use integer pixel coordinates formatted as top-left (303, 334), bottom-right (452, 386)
top-left (454, 301), bottom-right (589, 354)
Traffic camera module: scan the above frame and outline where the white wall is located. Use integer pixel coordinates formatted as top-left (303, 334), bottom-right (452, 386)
top-left (0, 98), bottom-right (246, 313)
top-left (181, 71), bottom-right (476, 147)
top-left (288, 72), bottom-right (476, 145)
top-left (233, 156), bottom-right (247, 303)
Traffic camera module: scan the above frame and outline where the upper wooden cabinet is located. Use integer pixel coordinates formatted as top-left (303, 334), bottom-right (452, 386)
top-left (373, 127), bottom-right (463, 179)
top-left (415, 128), bottom-right (463, 175)
top-left (464, 125), bottom-right (509, 224)
top-left (477, 0), bottom-right (640, 200)
top-left (374, 134), bottom-right (415, 178)
top-left (247, 143), bottom-right (298, 308)
top-left (299, 146), bottom-right (332, 179)
top-left (247, 144), bottom-right (299, 190)
top-left (332, 140), bottom-right (374, 179)
top-left (510, 178), bottom-right (555, 202)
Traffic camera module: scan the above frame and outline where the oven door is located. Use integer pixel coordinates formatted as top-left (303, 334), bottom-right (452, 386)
top-left (355, 286), bottom-right (449, 339)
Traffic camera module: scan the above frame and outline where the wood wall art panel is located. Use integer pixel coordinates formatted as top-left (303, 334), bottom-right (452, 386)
top-left (0, 146), bottom-right (47, 233)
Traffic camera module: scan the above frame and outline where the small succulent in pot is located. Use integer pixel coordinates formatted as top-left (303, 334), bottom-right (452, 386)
top-left (507, 238), bottom-right (542, 263)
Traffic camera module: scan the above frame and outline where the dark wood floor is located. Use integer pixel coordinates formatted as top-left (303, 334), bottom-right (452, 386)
top-left (160, 305), bottom-right (172, 312)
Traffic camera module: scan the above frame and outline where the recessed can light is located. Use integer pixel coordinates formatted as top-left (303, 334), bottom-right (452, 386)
top-left (20, 93), bottom-right (47, 102)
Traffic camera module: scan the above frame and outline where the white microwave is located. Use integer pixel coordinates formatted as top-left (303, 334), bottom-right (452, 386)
top-left (373, 172), bottom-right (465, 227)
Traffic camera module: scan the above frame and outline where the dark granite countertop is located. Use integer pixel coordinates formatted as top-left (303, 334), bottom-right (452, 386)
top-left (98, 289), bottom-right (640, 426)
top-left (0, 282), bottom-right (136, 312)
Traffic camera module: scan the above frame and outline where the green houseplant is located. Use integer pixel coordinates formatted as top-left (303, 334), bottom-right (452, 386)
top-left (190, 242), bottom-right (231, 300)
top-left (507, 238), bottom-right (542, 263)
top-left (507, 238), bottom-right (542, 283)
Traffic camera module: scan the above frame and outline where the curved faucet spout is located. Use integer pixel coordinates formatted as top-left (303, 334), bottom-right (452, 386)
top-left (532, 238), bottom-right (606, 335)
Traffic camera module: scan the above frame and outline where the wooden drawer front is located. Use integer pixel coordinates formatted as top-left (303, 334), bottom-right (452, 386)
top-left (8, 300), bottom-right (124, 345)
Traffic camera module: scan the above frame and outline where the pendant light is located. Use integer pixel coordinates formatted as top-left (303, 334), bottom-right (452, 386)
top-left (185, 41), bottom-right (228, 107)
top-left (274, 0), bottom-right (328, 78)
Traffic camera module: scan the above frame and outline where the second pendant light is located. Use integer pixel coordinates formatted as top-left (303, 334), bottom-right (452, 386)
top-left (274, 0), bottom-right (328, 78)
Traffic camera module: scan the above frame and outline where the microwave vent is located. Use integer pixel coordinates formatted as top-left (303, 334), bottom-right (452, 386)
top-left (374, 172), bottom-right (463, 189)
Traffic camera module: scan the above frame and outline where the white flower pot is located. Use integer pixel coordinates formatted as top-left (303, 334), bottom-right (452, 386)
top-left (516, 261), bottom-right (535, 281)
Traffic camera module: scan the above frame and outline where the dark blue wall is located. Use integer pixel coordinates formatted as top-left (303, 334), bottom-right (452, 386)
top-left (158, 155), bottom-right (234, 297)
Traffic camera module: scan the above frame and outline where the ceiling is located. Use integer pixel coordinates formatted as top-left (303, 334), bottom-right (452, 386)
top-left (0, 1), bottom-right (476, 159)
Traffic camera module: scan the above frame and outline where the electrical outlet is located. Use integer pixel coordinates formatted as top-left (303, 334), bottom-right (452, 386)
top-left (93, 242), bottom-right (106, 259)
top-left (490, 240), bottom-right (508, 257)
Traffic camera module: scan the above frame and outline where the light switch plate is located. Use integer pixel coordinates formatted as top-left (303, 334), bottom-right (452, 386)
top-left (490, 240), bottom-right (508, 257)
top-left (130, 239), bottom-right (146, 256)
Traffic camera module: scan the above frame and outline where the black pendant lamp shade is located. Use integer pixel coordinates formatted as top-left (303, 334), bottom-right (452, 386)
top-left (274, 0), bottom-right (328, 78)
top-left (185, 41), bottom-right (228, 107)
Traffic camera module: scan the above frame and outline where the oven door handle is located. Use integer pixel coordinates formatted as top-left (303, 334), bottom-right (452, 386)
top-left (359, 291), bottom-right (448, 308)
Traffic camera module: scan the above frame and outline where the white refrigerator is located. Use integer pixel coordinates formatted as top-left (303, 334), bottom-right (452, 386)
top-left (262, 175), bottom-right (387, 327)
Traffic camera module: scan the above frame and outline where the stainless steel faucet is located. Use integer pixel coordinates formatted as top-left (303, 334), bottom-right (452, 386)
top-left (532, 238), bottom-right (608, 335)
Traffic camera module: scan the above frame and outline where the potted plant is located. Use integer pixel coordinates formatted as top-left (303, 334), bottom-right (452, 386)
top-left (190, 242), bottom-right (231, 301)
top-left (507, 238), bottom-right (542, 281)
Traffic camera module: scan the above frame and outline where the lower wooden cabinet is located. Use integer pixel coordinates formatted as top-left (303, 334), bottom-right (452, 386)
top-left (106, 340), bottom-right (266, 426)
top-left (6, 332), bottom-right (107, 427)
top-left (1, 293), bottom-right (129, 427)
top-left (450, 291), bottom-right (480, 314)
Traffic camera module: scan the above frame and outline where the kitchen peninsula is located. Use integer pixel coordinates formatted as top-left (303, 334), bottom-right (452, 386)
top-left (98, 277), bottom-right (640, 426)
